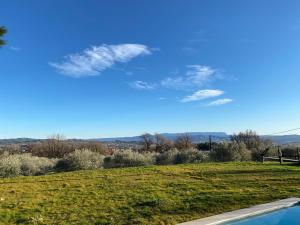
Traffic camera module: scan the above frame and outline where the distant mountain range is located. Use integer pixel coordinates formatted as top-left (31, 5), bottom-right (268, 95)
top-left (94, 132), bottom-right (300, 145)
top-left (1, 133), bottom-right (300, 145)
top-left (0, 138), bottom-right (40, 145)
top-left (94, 132), bottom-right (228, 143)
top-left (262, 135), bottom-right (300, 145)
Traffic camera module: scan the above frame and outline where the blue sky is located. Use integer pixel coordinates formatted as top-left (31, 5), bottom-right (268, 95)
top-left (1, 0), bottom-right (300, 138)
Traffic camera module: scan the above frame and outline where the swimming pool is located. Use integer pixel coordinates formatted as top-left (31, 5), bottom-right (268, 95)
top-left (178, 198), bottom-right (300, 225)
top-left (222, 204), bottom-right (300, 225)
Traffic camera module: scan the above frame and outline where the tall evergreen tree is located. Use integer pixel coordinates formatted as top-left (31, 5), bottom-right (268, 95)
top-left (0, 26), bottom-right (7, 47)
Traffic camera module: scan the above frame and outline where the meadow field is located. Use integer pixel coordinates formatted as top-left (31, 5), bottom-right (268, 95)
top-left (1, 162), bottom-right (300, 224)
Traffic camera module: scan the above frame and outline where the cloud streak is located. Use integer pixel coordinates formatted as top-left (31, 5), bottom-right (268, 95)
top-left (160, 65), bottom-right (217, 89)
top-left (182, 47), bottom-right (198, 56)
top-left (181, 89), bottom-right (224, 103)
top-left (50, 44), bottom-right (152, 78)
top-left (10, 46), bottom-right (21, 51)
top-left (130, 81), bottom-right (156, 90)
top-left (207, 98), bottom-right (233, 106)
top-left (132, 65), bottom-right (219, 91)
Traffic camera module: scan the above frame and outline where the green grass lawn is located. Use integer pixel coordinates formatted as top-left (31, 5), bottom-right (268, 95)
top-left (1, 162), bottom-right (300, 225)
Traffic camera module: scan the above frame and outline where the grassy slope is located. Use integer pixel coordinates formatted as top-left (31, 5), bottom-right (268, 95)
top-left (1, 162), bottom-right (300, 225)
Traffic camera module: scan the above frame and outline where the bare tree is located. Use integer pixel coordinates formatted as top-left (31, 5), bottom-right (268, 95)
top-left (27, 134), bottom-right (73, 158)
top-left (45, 134), bottom-right (66, 156)
top-left (230, 130), bottom-right (273, 161)
top-left (140, 133), bottom-right (153, 151)
top-left (174, 134), bottom-right (193, 151)
top-left (230, 130), bottom-right (261, 150)
top-left (154, 133), bottom-right (173, 152)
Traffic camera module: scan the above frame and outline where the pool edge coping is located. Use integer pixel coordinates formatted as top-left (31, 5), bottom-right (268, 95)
top-left (177, 197), bottom-right (300, 225)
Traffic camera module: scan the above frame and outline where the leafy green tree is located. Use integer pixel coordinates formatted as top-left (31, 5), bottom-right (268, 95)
top-left (0, 26), bottom-right (7, 47)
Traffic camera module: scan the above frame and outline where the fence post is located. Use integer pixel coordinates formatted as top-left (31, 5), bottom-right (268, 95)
top-left (278, 147), bottom-right (283, 165)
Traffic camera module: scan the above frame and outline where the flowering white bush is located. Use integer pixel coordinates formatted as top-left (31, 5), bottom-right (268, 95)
top-left (61, 149), bottom-right (105, 171)
top-left (0, 153), bottom-right (57, 177)
top-left (104, 150), bottom-right (155, 168)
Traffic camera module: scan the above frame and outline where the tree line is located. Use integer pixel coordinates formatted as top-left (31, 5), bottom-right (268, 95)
top-left (1, 130), bottom-right (300, 178)
top-left (1, 130), bottom-right (298, 164)
top-left (139, 130), bottom-right (276, 162)
top-left (140, 133), bottom-right (193, 152)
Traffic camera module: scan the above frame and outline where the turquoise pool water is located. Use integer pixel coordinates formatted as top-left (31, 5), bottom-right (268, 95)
top-left (222, 204), bottom-right (300, 225)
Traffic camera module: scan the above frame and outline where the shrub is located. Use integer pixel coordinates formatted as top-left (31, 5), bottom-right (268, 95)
top-left (209, 142), bottom-right (251, 162)
top-left (175, 149), bottom-right (207, 164)
top-left (281, 147), bottom-right (298, 158)
top-left (0, 153), bottom-right (21, 177)
top-left (27, 135), bottom-right (109, 158)
top-left (104, 150), bottom-right (155, 168)
top-left (196, 142), bottom-right (211, 151)
top-left (27, 140), bottom-right (74, 158)
top-left (18, 154), bottom-right (57, 176)
top-left (156, 149), bottom-right (207, 165)
top-left (59, 149), bottom-right (105, 171)
top-left (265, 147), bottom-right (278, 157)
top-left (154, 134), bottom-right (173, 153)
top-left (76, 141), bottom-right (111, 155)
top-left (0, 153), bottom-right (57, 177)
top-left (155, 149), bottom-right (179, 165)
top-left (251, 146), bottom-right (276, 161)
top-left (250, 140), bottom-right (274, 161)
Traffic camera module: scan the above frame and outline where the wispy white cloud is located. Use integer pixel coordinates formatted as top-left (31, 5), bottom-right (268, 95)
top-left (182, 47), bottom-right (198, 55)
top-left (130, 65), bottom-right (223, 92)
top-left (187, 30), bottom-right (208, 43)
top-left (134, 67), bottom-right (148, 71)
top-left (50, 44), bottom-right (152, 78)
top-left (161, 65), bottom-right (217, 89)
top-left (181, 89), bottom-right (224, 103)
top-left (130, 81), bottom-right (156, 90)
top-left (207, 98), bottom-right (233, 106)
top-left (10, 46), bottom-right (21, 51)
top-left (187, 38), bottom-right (208, 43)
top-left (125, 71), bottom-right (133, 76)
top-left (186, 65), bottom-right (216, 85)
top-left (160, 76), bottom-right (185, 89)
